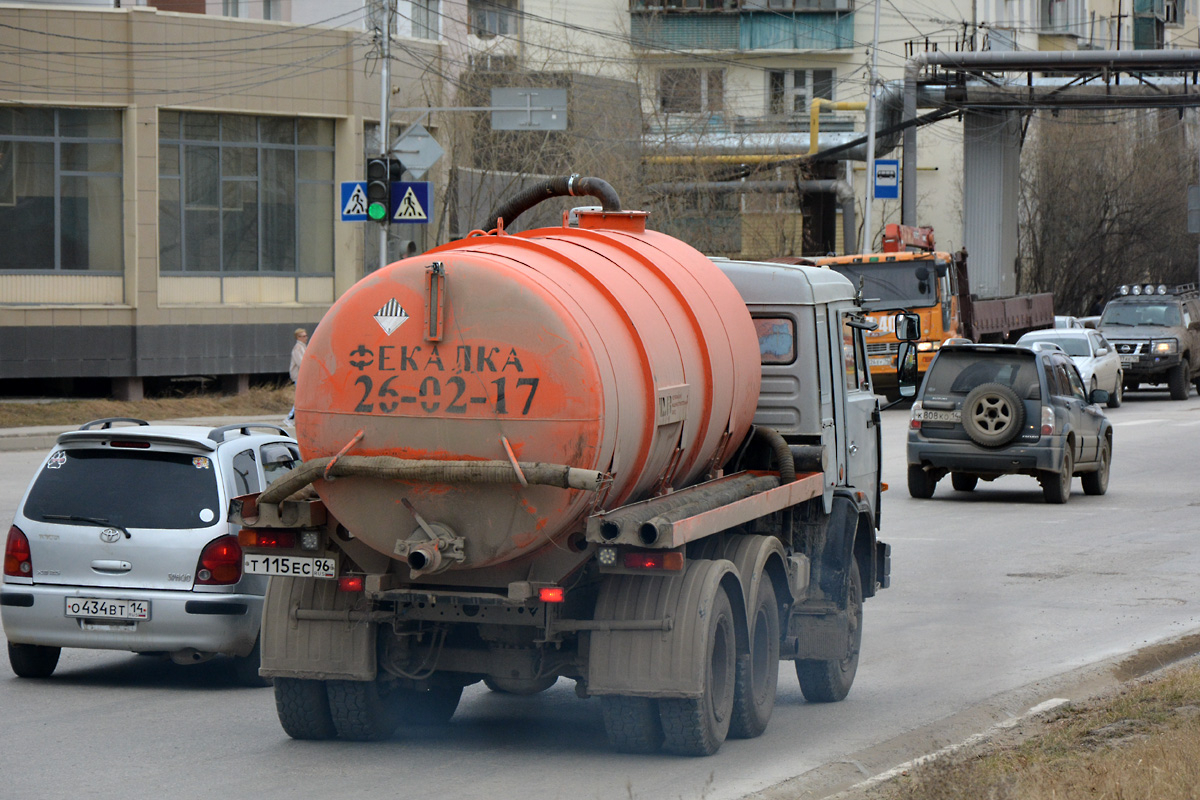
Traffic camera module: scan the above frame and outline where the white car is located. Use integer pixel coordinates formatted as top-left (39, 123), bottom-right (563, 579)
top-left (1016, 329), bottom-right (1123, 408)
top-left (2, 419), bottom-right (299, 683)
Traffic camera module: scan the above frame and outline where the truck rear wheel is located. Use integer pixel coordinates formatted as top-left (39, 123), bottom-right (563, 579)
top-left (601, 695), bottom-right (664, 754)
top-left (1168, 362), bottom-right (1191, 400)
top-left (795, 559), bottom-right (862, 703)
top-left (274, 678), bottom-right (336, 740)
top-left (729, 578), bottom-right (779, 739)
top-left (659, 585), bottom-right (737, 756)
top-left (326, 678), bottom-right (405, 741)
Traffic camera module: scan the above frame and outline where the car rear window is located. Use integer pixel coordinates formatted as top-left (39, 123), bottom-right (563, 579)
top-left (1022, 335), bottom-right (1089, 357)
top-left (23, 449), bottom-right (221, 530)
top-left (924, 350), bottom-right (1040, 398)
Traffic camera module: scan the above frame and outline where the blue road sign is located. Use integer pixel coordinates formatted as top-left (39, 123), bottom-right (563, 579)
top-left (874, 159), bottom-right (899, 200)
top-left (341, 181), bottom-right (369, 221)
top-left (390, 181), bottom-right (430, 225)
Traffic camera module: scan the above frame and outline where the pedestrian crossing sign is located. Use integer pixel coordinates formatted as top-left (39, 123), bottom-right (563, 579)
top-left (390, 181), bottom-right (430, 225)
top-left (340, 182), bottom-right (369, 221)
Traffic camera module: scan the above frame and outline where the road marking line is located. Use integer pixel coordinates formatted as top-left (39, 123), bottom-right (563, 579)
top-left (1113, 419), bottom-right (1163, 427)
top-left (841, 698), bottom-right (1072, 794)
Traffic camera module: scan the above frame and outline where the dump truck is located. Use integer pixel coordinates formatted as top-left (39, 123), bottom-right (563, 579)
top-left (814, 224), bottom-right (1054, 393)
top-left (231, 177), bottom-right (908, 756)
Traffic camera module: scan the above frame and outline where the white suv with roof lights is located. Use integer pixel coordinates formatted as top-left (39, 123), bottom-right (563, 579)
top-left (2, 418), bottom-right (298, 684)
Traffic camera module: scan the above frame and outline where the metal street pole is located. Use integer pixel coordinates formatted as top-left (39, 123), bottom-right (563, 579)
top-left (378, 0), bottom-right (392, 271)
top-left (861, 0), bottom-right (881, 252)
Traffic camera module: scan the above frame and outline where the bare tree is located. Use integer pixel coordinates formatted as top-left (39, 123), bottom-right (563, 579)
top-left (1019, 108), bottom-right (1198, 315)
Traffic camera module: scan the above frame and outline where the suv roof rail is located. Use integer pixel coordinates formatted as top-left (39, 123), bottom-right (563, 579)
top-left (79, 417), bottom-right (149, 430)
top-left (207, 423), bottom-right (290, 444)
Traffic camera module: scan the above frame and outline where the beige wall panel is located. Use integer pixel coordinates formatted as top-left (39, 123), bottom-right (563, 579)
top-left (0, 275), bottom-right (125, 306)
top-left (159, 277), bottom-right (222, 305)
top-left (297, 277), bottom-right (335, 305)
top-left (223, 277), bottom-right (298, 305)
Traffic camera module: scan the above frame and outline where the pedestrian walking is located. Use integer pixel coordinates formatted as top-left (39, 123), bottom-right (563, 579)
top-left (285, 328), bottom-right (307, 425)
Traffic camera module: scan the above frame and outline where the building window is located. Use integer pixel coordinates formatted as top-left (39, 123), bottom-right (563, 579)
top-left (222, 0), bottom-right (240, 17)
top-left (768, 69), bottom-right (833, 116)
top-left (263, 0), bottom-right (278, 20)
top-left (659, 69), bottom-right (725, 114)
top-left (158, 111), bottom-right (334, 275)
top-left (413, 0), bottom-right (441, 39)
top-left (468, 0), bottom-right (518, 37)
top-left (1165, 0), bottom-right (1182, 24)
top-left (0, 107), bottom-right (123, 272)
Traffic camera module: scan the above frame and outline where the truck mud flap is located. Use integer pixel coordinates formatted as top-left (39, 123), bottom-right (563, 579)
top-left (587, 558), bottom-right (745, 699)
top-left (260, 576), bottom-right (376, 681)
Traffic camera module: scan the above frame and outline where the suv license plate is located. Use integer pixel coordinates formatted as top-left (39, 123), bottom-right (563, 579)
top-left (1119, 354), bottom-right (1136, 365)
top-left (243, 554), bottom-right (337, 579)
top-left (921, 409), bottom-right (961, 423)
top-left (65, 597), bottom-right (150, 620)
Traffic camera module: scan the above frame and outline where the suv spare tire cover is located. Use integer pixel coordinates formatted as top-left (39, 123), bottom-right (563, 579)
top-left (962, 382), bottom-right (1025, 447)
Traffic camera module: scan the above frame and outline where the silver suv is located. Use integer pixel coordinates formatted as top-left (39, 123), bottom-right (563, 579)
top-left (907, 343), bottom-right (1113, 504)
top-left (1098, 283), bottom-right (1200, 400)
top-left (2, 419), bottom-right (297, 683)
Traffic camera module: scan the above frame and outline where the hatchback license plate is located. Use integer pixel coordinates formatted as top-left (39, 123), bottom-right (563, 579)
top-left (243, 554), bottom-right (337, 579)
top-left (65, 597), bottom-right (150, 620)
top-left (920, 409), bottom-right (961, 423)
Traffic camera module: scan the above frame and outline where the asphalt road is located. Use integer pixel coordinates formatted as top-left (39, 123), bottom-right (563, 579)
top-left (1, 388), bottom-right (1198, 800)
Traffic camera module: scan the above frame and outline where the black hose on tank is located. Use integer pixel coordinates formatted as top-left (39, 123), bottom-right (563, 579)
top-left (483, 175), bottom-right (621, 230)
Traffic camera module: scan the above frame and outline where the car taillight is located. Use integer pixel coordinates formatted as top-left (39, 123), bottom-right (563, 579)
top-left (909, 401), bottom-right (923, 430)
top-left (1040, 406), bottom-right (1055, 436)
top-left (196, 535), bottom-right (242, 585)
top-left (4, 526), bottom-right (32, 577)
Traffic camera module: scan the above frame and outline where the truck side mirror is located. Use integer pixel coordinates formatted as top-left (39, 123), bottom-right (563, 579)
top-left (894, 311), bottom-right (921, 342)
top-left (897, 341), bottom-right (919, 397)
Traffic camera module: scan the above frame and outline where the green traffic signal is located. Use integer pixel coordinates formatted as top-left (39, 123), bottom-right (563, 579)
top-left (367, 201), bottom-right (388, 221)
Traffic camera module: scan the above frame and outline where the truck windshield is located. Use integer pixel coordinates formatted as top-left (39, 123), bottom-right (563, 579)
top-left (1100, 302), bottom-right (1181, 327)
top-left (829, 263), bottom-right (937, 311)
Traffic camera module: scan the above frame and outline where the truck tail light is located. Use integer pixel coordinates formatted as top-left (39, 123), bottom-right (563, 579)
top-left (4, 525), bottom-right (32, 577)
top-left (238, 529), bottom-right (296, 549)
top-left (623, 551), bottom-right (684, 571)
top-left (1040, 406), bottom-right (1055, 436)
top-left (196, 536), bottom-right (242, 585)
top-left (338, 576), bottom-right (364, 593)
top-left (538, 587), bottom-right (565, 603)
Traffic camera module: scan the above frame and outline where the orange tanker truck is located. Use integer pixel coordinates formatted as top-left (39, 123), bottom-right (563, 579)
top-left (815, 224), bottom-right (1054, 393)
top-left (231, 176), bottom-right (913, 756)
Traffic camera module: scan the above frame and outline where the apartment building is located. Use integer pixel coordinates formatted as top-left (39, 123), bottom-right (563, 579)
top-left (0, 2), bottom-right (446, 397)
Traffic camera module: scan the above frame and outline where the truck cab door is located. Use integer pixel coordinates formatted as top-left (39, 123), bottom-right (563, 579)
top-left (836, 311), bottom-right (880, 518)
top-left (815, 305), bottom-right (838, 512)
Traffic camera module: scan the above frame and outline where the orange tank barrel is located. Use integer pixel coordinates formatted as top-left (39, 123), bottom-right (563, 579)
top-left (294, 210), bottom-right (761, 574)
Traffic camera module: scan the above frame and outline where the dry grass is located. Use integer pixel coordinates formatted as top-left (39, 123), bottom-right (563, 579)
top-left (875, 664), bottom-right (1200, 800)
top-left (0, 386), bottom-right (294, 429)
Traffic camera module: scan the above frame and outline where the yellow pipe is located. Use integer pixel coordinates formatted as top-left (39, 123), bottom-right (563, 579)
top-left (809, 99), bottom-right (867, 156)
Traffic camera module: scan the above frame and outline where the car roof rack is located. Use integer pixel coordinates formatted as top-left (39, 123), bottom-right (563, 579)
top-left (79, 418), bottom-right (149, 430)
top-left (207, 423), bottom-right (290, 444)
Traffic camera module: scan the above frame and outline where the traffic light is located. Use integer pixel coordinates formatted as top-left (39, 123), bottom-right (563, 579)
top-left (366, 157), bottom-right (392, 223)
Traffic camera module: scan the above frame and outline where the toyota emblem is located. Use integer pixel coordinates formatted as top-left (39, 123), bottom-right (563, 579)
top-left (99, 528), bottom-right (122, 543)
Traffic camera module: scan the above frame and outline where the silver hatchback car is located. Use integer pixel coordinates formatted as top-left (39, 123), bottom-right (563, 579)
top-left (2, 418), bottom-right (298, 684)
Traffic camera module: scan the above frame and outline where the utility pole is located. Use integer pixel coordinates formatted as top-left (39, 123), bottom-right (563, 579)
top-left (862, 0), bottom-right (882, 252)
top-left (377, 0), bottom-right (393, 271)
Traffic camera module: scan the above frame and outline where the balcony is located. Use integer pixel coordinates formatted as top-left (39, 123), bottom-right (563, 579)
top-left (630, 5), bottom-right (855, 51)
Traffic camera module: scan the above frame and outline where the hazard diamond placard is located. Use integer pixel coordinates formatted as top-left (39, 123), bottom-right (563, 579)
top-left (390, 181), bottom-right (430, 225)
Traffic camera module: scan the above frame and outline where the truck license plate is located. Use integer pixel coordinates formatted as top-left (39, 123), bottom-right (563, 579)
top-left (868, 357), bottom-right (892, 367)
top-left (243, 554), bottom-right (337, 579)
top-left (65, 597), bottom-right (150, 620)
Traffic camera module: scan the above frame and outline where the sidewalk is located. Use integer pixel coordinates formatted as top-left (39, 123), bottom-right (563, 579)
top-left (0, 415), bottom-right (288, 453)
